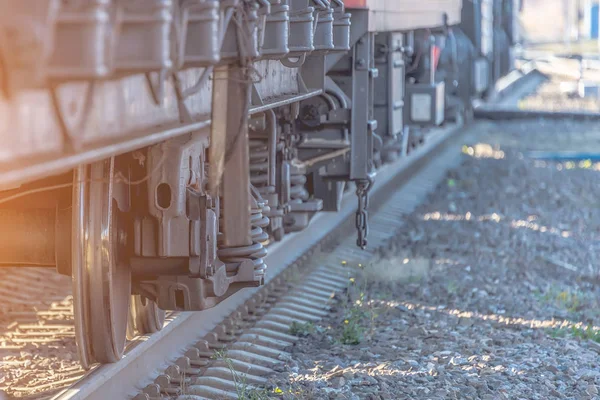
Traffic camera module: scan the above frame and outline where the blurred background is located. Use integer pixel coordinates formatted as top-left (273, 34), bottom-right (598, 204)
top-left (522, 0), bottom-right (600, 50)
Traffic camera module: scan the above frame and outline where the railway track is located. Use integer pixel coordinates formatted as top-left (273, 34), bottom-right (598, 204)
top-left (1, 118), bottom-right (471, 400)
top-left (0, 1), bottom-right (528, 398)
top-left (0, 64), bottom-right (549, 399)
top-left (33, 120), bottom-right (468, 400)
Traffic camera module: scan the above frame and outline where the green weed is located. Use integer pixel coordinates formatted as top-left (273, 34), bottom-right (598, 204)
top-left (338, 276), bottom-right (377, 345)
top-left (571, 324), bottom-right (600, 342)
top-left (340, 309), bottom-right (364, 345)
top-left (546, 324), bottom-right (600, 343)
top-left (211, 349), bottom-right (271, 399)
top-left (537, 286), bottom-right (583, 313)
top-left (546, 327), bottom-right (568, 339)
top-left (289, 321), bottom-right (315, 337)
top-left (446, 281), bottom-right (460, 295)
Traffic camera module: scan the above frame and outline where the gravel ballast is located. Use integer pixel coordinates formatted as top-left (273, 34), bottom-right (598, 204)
top-left (268, 119), bottom-right (600, 400)
top-left (518, 63), bottom-right (600, 113)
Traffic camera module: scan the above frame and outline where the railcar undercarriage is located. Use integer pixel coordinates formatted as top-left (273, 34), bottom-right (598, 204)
top-left (0, 0), bottom-right (519, 367)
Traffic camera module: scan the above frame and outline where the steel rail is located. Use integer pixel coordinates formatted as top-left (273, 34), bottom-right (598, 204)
top-left (474, 108), bottom-right (600, 121)
top-left (51, 121), bottom-right (464, 400)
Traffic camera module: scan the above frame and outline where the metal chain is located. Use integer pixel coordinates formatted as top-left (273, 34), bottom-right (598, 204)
top-left (355, 177), bottom-right (373, 249)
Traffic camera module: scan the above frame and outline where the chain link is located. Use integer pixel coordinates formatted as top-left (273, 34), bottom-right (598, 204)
top-left (355, 177), bottom-right (373, 249)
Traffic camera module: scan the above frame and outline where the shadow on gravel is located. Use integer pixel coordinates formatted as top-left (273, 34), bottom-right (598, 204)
top-left (0, 268), bottom-right (82, 399)
top-left (269, 133), bottom-right (600, 399)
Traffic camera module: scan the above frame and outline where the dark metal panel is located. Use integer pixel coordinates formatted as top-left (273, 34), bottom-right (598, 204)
top-left (0, 209), bottom-right (56, 267)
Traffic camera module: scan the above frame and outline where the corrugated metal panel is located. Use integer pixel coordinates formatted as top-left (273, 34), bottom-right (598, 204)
top-left (0, 62), bottom-right (299, 172)
top-left (362, 0), bottom-right (463, 32)
top-left (0, 69), bottom-right (212, 165)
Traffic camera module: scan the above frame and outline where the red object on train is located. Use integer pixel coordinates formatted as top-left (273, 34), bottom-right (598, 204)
top-left (344, 0), bottom-right (367, 8)
top-left (432, 45), bottom-right (441, 71)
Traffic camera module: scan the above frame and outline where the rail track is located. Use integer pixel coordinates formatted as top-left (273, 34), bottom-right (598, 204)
top-left (0, 118), bottom-right (467, 400)
top-left (0, 67), bottom-right (548, 400)
top-left (0, 1), bottom-right (529, 398)
top-left (50, 121), bottom-right (469, 400)
top-left (0, 64), bottom-right (552, 400)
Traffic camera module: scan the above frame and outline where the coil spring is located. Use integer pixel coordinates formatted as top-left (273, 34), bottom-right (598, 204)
top-left (217, 187), bottom-right (269, 278)
top-left (289, 164), bottom-right (309, 207)
top-left (249, 139), bottom-right (276, 198)
top-left (249, 137), bottom-right (285, 239)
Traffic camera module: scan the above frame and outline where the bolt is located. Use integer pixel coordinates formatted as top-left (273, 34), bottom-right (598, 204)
top-left (356, 58), bottom-right (366, 68)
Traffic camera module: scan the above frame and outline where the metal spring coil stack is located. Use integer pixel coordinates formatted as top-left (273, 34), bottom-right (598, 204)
top-left (289, 162), bottom-right (310, 207)
top-left (249, 139), bottom-right (275, 198)
top-left (217, 187), bottom-right (269, 280)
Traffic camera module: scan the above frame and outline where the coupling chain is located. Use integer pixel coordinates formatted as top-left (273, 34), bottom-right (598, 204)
top-left (355, 176), bottom-right (374, 249)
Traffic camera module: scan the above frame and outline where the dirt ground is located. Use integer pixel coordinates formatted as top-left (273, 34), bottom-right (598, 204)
top-left (268, 118), bottom-right (600, 399)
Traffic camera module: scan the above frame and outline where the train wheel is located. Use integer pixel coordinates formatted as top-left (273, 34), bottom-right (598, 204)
top-left (72, 158), bottom-right (131, 368)
top-left (127, 295), bottom-right (165, 338)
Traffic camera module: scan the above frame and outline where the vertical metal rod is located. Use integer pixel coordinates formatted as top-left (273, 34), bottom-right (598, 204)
top-left (368, 32), bottom-right (376, 159)
top-left (350, 33), bottom-right (371, 181)
top-left (429, 36), bottom-right (436, 85)
top-left (266, 109), bottom-right (277, 188)
top-left (209, 66), bottom-right (229, 196)
top-left (220, 66), bottom-right (252, 248)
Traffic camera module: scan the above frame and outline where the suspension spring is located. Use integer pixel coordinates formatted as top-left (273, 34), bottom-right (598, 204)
top-left (289, 166), bottom-right (309, 205)
top-left (284, 161), bottom-right (314, 233)
top-left (217, 187), bottom-right (269, 279)
top-left (249, 109), bottom-right (285, 239)
top-left (249, 139), bottom-right (275, 198)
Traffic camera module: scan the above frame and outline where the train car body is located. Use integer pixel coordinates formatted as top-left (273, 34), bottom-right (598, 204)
top-left (346, 0), bottom-right (462, 31)
top-left (0, 0), bottom-right (520, 367)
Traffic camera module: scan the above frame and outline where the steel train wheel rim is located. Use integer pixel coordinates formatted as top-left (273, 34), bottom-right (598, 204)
top-left (72, 159), bottom-right (131, 368)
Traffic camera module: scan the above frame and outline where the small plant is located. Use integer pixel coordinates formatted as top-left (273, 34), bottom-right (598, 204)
top-left (245, 389), bottom-right (271, 400)
top-left (366, 302), bottom-right (379, 339)
top-left (211, 349), bottom-right (270, 399)
top-left (211, 348), bottom-right (227, 360)
top-left (552, 290), bottom-right (577, 312)
top-left (339, 299), bottom-right (367, 345)
top-left (538, 287), bottom-right (583, 314)
top-left (340, 315), bottom-right (363, 345)
top-left (336, 275), bottom-right (383, 345)
top-left (289, 321), bottom-right (315, 337)
top-left (571, 324), bottom-right (600, 342)
top-left (270, 385), bottom-right (309, 398)
top-left (546, 324), bottom-right (600, 343)
top-left (546, 327), bottom-right (568, 339)
top-left (446, 281), bottom-right (459, 295)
